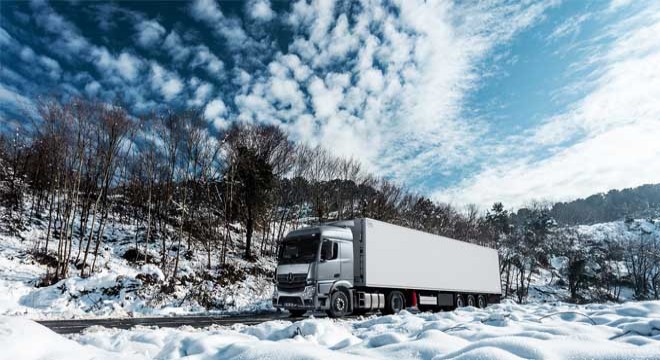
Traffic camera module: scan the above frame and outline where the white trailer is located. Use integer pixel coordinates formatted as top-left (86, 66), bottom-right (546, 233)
top-left (273, 218), bottom-right (501, 317)
top-left (353, 218), bottom-right (501, 294)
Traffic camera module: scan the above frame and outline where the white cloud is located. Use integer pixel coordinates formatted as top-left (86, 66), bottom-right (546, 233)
top-left (135, 19), bottom-right (166, 48)
top-left (434, 2), bottom-right (660, 209)
top-left (203, 99), bottom-right (229, 130)
top-left (190, 0), bottom-right (223, 23)
top-left (116, 52), bottom-right (141, 81)
top-left (163, 30), bottom-right (191, 63)
top-left (0, 27), bottom-right (12, 46)
top-left (204, 98), bottom-right (226, 119)
top-left (91, 47), bottom-right (142, 82)
top-left (235, 91), bottom-right (275, 123)
top-left (149, 62), bottom-right (183, 100)
top-left (30, 0), bottom-right (91, 58)
top-left (322, 14), bottom-right (359, 65)
top-left (19, 46), bottom-right (35, 62)
top-left (85, 81), bottom-right (101, 96)
top-left (307, 76), bottom-right (343, 118)
top-left (0, 83), bottom-right (33, 110)
top-left (190, 45), bottom-right (224, 77)
top-left (280, 54), bottom-right (311, 81)
top-left (190, 0), bottom-right (249, 48)
top-left (188, 80), bottom-right (214, 107)
top-left (270, 78), bottom-right (305, 110)
top-left (435, 120), bottom-right (660, 209)
top-left (548, 14), bottom-right (590, 42)
top-left (358, 68), bottom-right (384, 93)
top-left (609, 0), bottom-right (633, 11)
top-left (248, 0), bottom-right (275, 22)
top-left (162, 80), bottom-right (183, 100)
top-left (27, 0), bottom-right (158, 105)
top-left (233, 0), bottom-right (557, 185)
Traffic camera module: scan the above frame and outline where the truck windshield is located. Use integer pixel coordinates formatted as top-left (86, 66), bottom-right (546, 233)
top-left (278, 236), bottom-right (319, 264)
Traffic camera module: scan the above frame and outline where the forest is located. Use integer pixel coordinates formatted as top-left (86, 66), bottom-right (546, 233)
top-left (1, 97), bottom-right (659, 303)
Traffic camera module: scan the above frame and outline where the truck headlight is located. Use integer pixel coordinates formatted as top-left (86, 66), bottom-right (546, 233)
top-left (302, 285), bottom-right (315, 299)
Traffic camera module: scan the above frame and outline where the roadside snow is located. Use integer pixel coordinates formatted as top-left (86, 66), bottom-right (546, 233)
top-left (2, 301), bottom-right (659, 360)
top-left (0, 316), bottom-right (143, 360)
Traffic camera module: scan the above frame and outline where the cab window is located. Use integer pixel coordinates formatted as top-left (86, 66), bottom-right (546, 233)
top-left (321, 240), bottom-right (339, 261)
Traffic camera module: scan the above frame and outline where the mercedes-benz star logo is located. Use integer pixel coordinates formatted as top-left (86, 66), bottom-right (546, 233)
top-left (287, 273), bottom-right (293, 283)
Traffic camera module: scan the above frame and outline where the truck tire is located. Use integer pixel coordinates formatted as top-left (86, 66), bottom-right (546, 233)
top-left (477, 295), bottom-right (487, 309)
top-left (328, 290), bottom-right (350, 318)
top-left (455, 294), bottom-right (465, 308)
top-left (384, 291), bottom-right (405, 314)
top-left (289, 309), bottom-right (306, 317)
top-left (467, 294), bottom-right (476, 307)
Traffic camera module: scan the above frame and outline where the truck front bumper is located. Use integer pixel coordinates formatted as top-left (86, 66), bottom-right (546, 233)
top-left (272, 286), bottom-right (318, 310)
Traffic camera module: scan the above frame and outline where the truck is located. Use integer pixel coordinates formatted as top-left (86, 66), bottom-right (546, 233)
top-left (272, 218), bottom-right (501, 317)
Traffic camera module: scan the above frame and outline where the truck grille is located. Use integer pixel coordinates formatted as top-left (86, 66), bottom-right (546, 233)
top-left (278, 284), bottom-right (305, 292)
top-left (278, 296), bottom-right (303, 306)
top-left (277, 273), bottom-right (307, 292)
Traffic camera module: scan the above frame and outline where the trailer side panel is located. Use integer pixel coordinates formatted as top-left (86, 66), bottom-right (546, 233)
top-left (362, 218), bottom-right (501, 294)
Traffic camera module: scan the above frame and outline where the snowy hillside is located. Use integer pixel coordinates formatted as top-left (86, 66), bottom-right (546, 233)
top-left (0, 210), bottom-right (276, 319)
top-left (526, 218), bottom-right (660, 303)
top-left (3, 301), bottom-right (660, 359)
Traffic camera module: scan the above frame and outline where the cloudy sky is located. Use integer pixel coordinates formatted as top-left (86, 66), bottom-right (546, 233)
top-left (1, 0), bottom-right (659, 209)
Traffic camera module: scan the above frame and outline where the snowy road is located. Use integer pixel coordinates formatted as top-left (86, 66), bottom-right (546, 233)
top-left (37, 312), bottom-right (313, 334)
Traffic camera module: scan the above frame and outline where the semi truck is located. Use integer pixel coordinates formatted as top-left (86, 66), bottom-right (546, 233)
top-left (272, 218), bottom-right (501, 317)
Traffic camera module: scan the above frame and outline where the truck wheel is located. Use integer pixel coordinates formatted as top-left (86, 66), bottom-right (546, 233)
top-left (467, 295), bottom-right (476, 307)
top-left (384, 291), bottom-right (405, 314)
top-left (477, 295), bottom-right (487, 309)
top-left (328, 290), bottom-right (349, 318)
top-left (289, 309), bottom-right (306, 317)
top-left (455, 294), bottom-right (465, 308)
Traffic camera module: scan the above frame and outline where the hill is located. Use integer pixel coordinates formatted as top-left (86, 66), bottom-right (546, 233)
top-left (549, 183), bottom-right (660, 225)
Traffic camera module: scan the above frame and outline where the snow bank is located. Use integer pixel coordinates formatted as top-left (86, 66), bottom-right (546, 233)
top-left (5, 301), bottom-right (658, 360)
top-left (0, 316), bottom-right (144, 360)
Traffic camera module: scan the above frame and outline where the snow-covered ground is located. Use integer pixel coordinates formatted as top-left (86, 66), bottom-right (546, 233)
top-left (0, 212), bottom-right (276, 319)
top-left (2, 301), bottom-right (659, 359)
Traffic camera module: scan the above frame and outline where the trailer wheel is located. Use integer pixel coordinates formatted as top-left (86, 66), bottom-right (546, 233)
top-left (327, 290), bottom-right (349, 318)
top-left (477, 295), bottom-right (487, 309)
top-left (384, 291), bottom-right (406, 314)
top-left (289, 309), bottom-right (306, 317)
top-left (455, 294), bottom-right (465, 308)
top-left (467, 294), bottom-right (476, 307)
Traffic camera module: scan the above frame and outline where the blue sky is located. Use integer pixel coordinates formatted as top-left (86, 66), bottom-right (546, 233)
top-left (1, 0), bottom-right (659, 209)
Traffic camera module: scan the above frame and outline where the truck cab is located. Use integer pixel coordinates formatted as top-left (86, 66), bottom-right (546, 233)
top-left (272, 225), bottom-right (354, 317)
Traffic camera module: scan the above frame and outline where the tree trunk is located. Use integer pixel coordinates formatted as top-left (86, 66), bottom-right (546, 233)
top-left (91, 213), bottom-right (107, 273)
top-left (44, 185), bottom-right (56, 254)
top-left (245, 205), bottom-right (253, 260)
top-left (144, 181), bottom-right (152, 264)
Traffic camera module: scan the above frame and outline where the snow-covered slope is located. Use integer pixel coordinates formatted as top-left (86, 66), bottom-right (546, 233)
top-left (0, 210), bottom-right (276, 319)
top-left (526, 218), bottom-right (660, 303)
top-left (3, 301), bottom-right (660, 359)
top-left (576, 218), bottom-right (660, 242)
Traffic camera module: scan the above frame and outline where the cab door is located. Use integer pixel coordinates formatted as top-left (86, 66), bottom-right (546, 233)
top-left (317, 239), bottom-right (341, 294)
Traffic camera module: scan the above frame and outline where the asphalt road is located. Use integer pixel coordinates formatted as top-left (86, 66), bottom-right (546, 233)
top-left (37, 312), bottom-right (308, 334)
